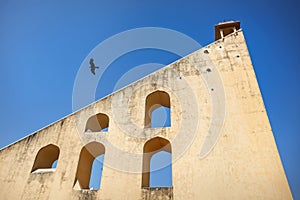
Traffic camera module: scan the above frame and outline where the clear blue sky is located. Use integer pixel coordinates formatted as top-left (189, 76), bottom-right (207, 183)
top-left (0, 0), bottom-right (299, 198)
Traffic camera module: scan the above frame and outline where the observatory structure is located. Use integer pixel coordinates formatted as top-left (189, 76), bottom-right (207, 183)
top-left (0, 21), bottom-right (292, 200)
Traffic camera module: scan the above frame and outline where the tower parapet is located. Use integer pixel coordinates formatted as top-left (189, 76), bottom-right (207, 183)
top-left (215, 21), bottom-right (240, 40)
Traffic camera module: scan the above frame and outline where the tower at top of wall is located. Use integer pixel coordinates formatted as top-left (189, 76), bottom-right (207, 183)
top-left (215, 21), bottom-right (240, 40)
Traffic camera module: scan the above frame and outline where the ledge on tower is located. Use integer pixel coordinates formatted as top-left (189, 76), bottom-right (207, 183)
top-left (215, 21), bottom-right (240, 41)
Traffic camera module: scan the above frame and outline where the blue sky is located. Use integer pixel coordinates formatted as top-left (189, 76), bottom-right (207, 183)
top-left (0, 0), bottom-right (299, 198)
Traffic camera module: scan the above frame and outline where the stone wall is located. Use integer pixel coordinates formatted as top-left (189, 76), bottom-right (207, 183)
top-left (0, 29), bottom-right (293, 200)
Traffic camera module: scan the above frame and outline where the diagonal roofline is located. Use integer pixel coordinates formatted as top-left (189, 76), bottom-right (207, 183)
top-left (0, 29), bottom-right (242, 151)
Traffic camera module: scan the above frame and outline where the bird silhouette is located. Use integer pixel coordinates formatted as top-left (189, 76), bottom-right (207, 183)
top-left (89, 58), bottom-right (99, 75)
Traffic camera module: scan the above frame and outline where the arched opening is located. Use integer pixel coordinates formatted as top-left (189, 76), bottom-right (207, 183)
top-left (142, 137), bottom-right (172, 188)
top-left (85, 113), bottom-right (109, 132)
top-left (145, 91), bottom-right (171, 128)
top-left (74, 142), bottom-right (105, 190)
top-left (31, 144), bottom-right (60, 173)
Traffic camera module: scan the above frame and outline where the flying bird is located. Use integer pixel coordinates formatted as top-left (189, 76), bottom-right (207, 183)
top-left (89, 58), bottom-right (99, 75)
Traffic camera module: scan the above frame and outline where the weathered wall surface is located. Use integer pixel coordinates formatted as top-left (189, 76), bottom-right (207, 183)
top-left (0, 30), bottom-right (292, 200)
top-left (142, 188), bottom-right (173, 200)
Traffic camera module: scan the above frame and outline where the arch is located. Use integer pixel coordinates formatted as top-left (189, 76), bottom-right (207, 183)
top-left (31, 144), bottom-right (60, 173)
top-left (145, 90), bottom-right (171, 128)
top-left (74, 142), bottom-right (105, 190)
top-left (142, 137), bottom-right (172, 188)
top-left (85, 113), bottom-right (109, 132)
